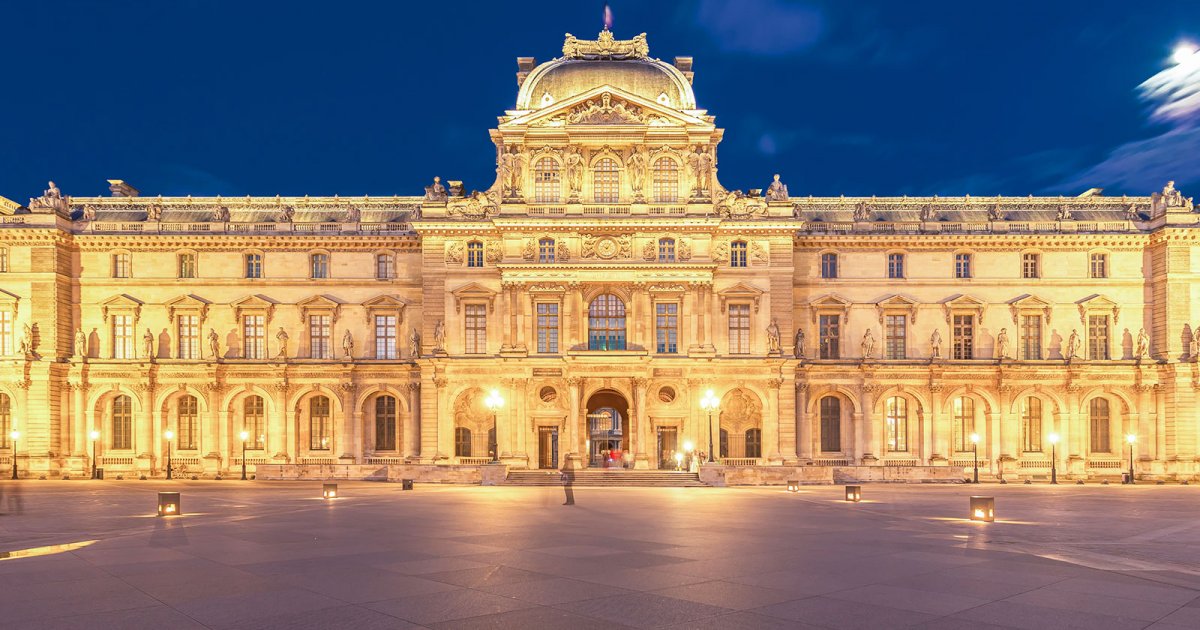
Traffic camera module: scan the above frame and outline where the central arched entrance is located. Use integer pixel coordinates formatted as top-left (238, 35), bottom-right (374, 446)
top-left (585, 389), bottom-right (630, 468)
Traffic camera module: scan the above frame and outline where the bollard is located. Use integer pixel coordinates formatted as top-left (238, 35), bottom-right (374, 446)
top-left (157, 492), bottom-right (181, 517)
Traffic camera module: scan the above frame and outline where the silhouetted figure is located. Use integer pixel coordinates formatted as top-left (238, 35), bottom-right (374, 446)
top-left (561, 467), bottom-right (575, 506)
top-left (4, 482), bottom-right (24, 515)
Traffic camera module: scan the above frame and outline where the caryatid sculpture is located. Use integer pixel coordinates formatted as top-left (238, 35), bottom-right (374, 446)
top-left (688, 145), bottom-right (714, 196)
top-left (861, 329), bottom-right (876, 359)
top-left (497, 146), bottom-right (525, 197)
top-left (626, 150), bottom-right (647, 197)
top-left (564, 148), bottom-right (584, 196)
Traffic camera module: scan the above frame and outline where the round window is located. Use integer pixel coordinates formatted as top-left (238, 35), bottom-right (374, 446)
top-left (539, 386), bottom-right (558, 404)
top-left (658, 386), bottom-right (677, 404)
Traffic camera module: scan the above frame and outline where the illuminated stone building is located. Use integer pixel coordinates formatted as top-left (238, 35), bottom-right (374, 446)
top-left (2, 29), bottom-right (1199, 482)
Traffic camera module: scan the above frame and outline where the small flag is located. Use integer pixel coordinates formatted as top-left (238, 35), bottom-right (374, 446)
top-left (603, 3), bottom-right (613, 30)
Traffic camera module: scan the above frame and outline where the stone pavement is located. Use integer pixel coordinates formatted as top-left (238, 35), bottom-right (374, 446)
top-left (1, 480), bottom-right (1199, 629)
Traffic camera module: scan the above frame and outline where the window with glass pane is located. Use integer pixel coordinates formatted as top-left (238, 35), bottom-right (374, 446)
top-left (374, 315), bottom-right (397, 359)
top-left (244, 253), bottom-right (262, 278)
top-left (885, 314), bottom-right (906, 359)
top-left (887, 253), bottom-right (905, 279)
top-left (745, 428), bottom-right (762, 458)
top-left (113, 314), bottom-right (133, 359)
top-left (820, 396), bottom-right (841, 452)
top-left (455, 427), bottom-right (472, 457)
top-left (112, 253), bottom-right (131, 278)
top-left (953, 397), bottom-right (975, 451)
top-left (952, 314), bottom-right (974, 359)
top-left (112, 395), bottom-right (132, 449)
top-left (652, 158), bottom-right (679, 202)
top-left (1020, 314), bottom-right (1042, 360)
top-left (467, 242), bottom-right (484, 267)
top-left (0, 394), bottom-right (10, 448)
top-left (310, 253), bottom-right (329, 279)
top-left (656, 303), bottom-right (678, 353)
top-left (538, 238), bottom-right (555, 263)
top-left (177, 315), bottom-right (199, 359)
top-left (1021, 397), bottom-right (1042, 452)
top-left (1088, 398), bottom-right (1111, 453)
top-left (955, 253), bottom-right (972, 278)
top-left (536, 303), bottom-right (559, 353)
top-left (309, 314), bottom-right (331, 359)
top-left (177, 396), bottom-right (198, 450)
top-left (0, 311), bottom-right (13, 355)
top-left (178, 253), bottom-right (196, 278)
top-left (886, 396), bottom-right (908, 451)
top-left (1089, 253), bottom-right (1108, 278)
top-left (242, 315), bottom-right (264, 359)
top-left (533, 158), bottom-right (561, 203)
top-left (719, 429), bottom-right (728, 458)
top-left (375, 253), bottom-right (394, 279)
top-left (587, 294), bottom-right (626, 350)
top-left (465, 304), bottom-right (488, 353)
top-left (593, 157), bottom-right (619, 203)
top-left (658, 238), bottom-right (676, 262)
top-left (1088, 315), bottom-right (1109, 360)
top-left (309, 396), bottom-right (331, 450)
top-left (728, 304), bottom-right (751, 354)
top-left (820, 253), bottom-right (838, 278)
top-left (730, 241), bottom-right (747, 267)
top-left (375, 396), bottom-right (397, 451)
top-left (244, 396), bottom-right (265, 449)
top-left (819, 314), bottom-right (840, 359)
top-left (1022, 252), bottom-right (1040, 279)
top-left (0, 247), bottom-right (8, 273)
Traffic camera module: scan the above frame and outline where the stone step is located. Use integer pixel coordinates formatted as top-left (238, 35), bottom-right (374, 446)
top-left (503, 470), bottom-right (707, 487)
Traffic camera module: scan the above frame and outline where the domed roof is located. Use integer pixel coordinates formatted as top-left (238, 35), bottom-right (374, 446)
top-left (516, 32), bottom-right (696, 111)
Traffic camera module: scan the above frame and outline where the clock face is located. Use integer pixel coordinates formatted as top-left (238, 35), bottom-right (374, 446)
top-left (596, 237), bottom-right (618, 259)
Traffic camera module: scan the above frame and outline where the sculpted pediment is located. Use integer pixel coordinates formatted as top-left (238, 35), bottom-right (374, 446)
top-left (451, 283), bottom-right (498, 313)
top-left (1077, 294), bottom-right (1120, 325)
top-left (297, 294), bottom-right (343, 309)
top-left (875, 294), bottom-right (919, 324)
top-left (507, 86), bottom-right (707, 129)
top-left (164, 294), bottom-right (211, 323)
top-left (100, 293), bottom-right (144, 323)
top-left (718, 282), bottom-right (764, 313)
top-left (941, 294), bottom-right (987, 323)
top-left (362, 294), bottom-right (407, 310)
top-left (1008, 294), bottom-right (1053, 324)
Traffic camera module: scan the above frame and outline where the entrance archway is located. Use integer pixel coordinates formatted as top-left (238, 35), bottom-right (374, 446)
top-left (585, 390), bottom-right (630, 468)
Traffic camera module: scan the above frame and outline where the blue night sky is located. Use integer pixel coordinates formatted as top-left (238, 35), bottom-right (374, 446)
top-left (3, 0), bottom-right (1199, 200)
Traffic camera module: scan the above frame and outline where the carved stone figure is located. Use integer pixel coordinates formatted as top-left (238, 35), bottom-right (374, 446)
top-left (688, 145), bottom-right (714, 196)
top-left (146, 205), bottom-right (162, 221)
top-left (995, 328), bottom-right (1010, 359)
top-left (853, 201), bottom-right (873, 222)
top-left (1192, 325), bottom-right (1200, 361)
top-left (627, 150), bottom-right (647, 196)
top-left (29, 181), bottom-right (67, 213)
top-left (342, 329), bottom-right (354, 360)
top-left (1152, 180), bottom-right (1193, 214)
top-left (794, 328), bottom-right (805, 359)
top-left (143, 328), bottom-right (155, 360)
top-left (424, 176), bottom-right (447, 201)
top-left (277, 206), bottom-right (295, 223)
top-left (346, 206), bottom-right (360, 222)
top-left (75, 328), bottom-right (86, 358)
top-left (861, 329), bottom-right (876, 359)
top-left (930, 329), bottom-right (942, 359)
top-left (564, 148), bottom-right (584, 195)
top-left (919, 204), bottom-right (935, 222)
top-left (1135, 328), bottom-right (1148, 359)
top-left (497, 146), bottom-right (525, 197)
top-left (987, 205), bottom-right (1003, 221)
top-left (1056, 206), bottom-right (1073, 221)
top-left (409, 327), bottom-right (421, 359)
top-left (208, 328), bottom-right (220, 359)
top-left (766, 319), bottom-right (782, 354)
top-left (433, 319), bottom-right (445, 352)
top-left (765, 174), bottom-right (789, 202)
top-left (17, 323), bottom-right (32, 356)
top-left (1125, 204), bottom-right (1140, 221)
top-left (214, 206), bottom-right (230, 222)
top-left (275, 327), bottom-right (289, 359)
top-left (562, 30), bottom-right (650, 60)
top-left (81, 205), bottom-right (96, 221)
top-left (1066, 329), bottom-right (1080, 360)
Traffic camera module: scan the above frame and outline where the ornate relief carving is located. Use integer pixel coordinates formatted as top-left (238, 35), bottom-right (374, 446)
top-left (447, 191), bottom-right (499, 220)
top-left (484, 241), bottom-right (503, 264)
top-left (751, 242), bottom-right (768, 265)
top-left (712, 241), bottom-right (730, 264)
top-left (562, 30), bottom-right (650, 60)
top-left (581, 234), bottom-right (631, 260)
top-left (445, 241), bottom-right (464, 264)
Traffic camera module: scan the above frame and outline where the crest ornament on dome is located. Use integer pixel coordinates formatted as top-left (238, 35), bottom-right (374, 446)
top-left (562, 30), bottom-right (650, 60)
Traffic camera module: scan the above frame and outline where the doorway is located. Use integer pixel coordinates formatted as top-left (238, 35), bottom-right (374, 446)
top-left (657, 427), bottom-right (679, 469)
top-left (585, 389), bottom-right (630, 468)
top-left (537, 426), bottom-right (559, 469)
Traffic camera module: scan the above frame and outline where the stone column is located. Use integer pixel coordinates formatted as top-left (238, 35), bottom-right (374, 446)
top-left (795, 382), bottom-right (812, 460)
top-left (405, 382), bottom-right (420, 459)
top-left (632, 377), bottom-right (648, 468)
top-left (137, 384), bottom-right (155, 472)
top-left (339, 383), bottom-right (358, 462)
top-left (997, 385), bottom-right (1014, 461)
top-left (860, 384), bottom-right (878, 462)
top-left (926, 385), bottom-right (942, 463)
top-left (497, 380), bottom-right (512, 458)
top-left (696, 284), bottom-right (708, 347)
top-left (432, 376), bottom-right (450, 461)
top-left (764, 378), bottom-right (782, 461)
top-left (1153, 384), bottom-right (1166, 463)
top-left (72, 382), bottom-right (87, 458)
top-left (985, 411), bottom-right (999, 474)
top-left (566, 376), bottom-right (582, 467)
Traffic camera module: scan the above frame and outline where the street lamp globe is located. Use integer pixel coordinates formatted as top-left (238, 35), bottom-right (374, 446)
top-left (1125, 433), bottom-right (1137, 444)
top-left (683, 441), bottom-right (694, 452)
top-left (240, 430), bottom-right (250, 441)
top-left (164, 430), bottom-right (174, 441)
top-left (1047, 433), bottom-right (1060, 445)
top-left (9, 430), bottom-right (18, 441)
top-left (89, 430), bottom-right (100, 441)
top-left (969, 433), bottom-right (980, 444)
top-left (699, 389), bottom-right (719, 411)
top-left (484, 389), bottom-right (504, 410)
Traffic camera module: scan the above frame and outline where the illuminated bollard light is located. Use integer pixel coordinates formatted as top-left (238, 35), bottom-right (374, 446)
top-left (970, 496), bottom-right (995, 522)
top-left (322, 483), bottom-right (338, 499)
top-left (157, 491), bottom-right (181, 517)
top-left (845, 485), bottom-right (861, 502)
top-left (401, 479), bottom-right (414, 491)
top-left (787, 480), bottom-right (800, 493)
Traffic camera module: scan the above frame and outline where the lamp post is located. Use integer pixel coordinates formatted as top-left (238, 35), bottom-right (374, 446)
top-left (89, 430), bottom-right (100, 479)
top-left (700, 389), bottom-right (719, 463)
top-left (239, 430), bottom-right (249, 480)
top-left (1048, 432), bottom-right (1060, 485)
top-left (164, 429), bottom-right (174, 480)
top-left (9, 430), bottom-right (18, 479)
top-left (484, 389), bottom-right (504, 464)
top-left (1126, 433), bottom-right (1137, 484)
top-left (969, 432), bottom-right (980, 484)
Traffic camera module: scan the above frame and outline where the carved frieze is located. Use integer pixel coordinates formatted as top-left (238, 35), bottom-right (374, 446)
top-left (445, 241), bottom-right (464, 264)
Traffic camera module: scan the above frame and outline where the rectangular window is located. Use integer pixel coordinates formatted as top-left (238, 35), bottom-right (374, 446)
top-left (112, 396), bottom-right (133, 450)
top-left (245, 253), bottom-right (262, 279)
top-left (657, 239), bottom-right (676, 263)
top-left (310, 253), bottom-right (329, 279)
top-left (538, 240), bottom-right (555, 263)
top-left (1020, 314), bottom-right (1042, 360)
top-left (376, 254), bottom-right (394, 279)
top-left (1090, 399), bottom-right (1111, 453)
top-left (465, 304), bottom-right (487, 354)
top-left (952, 314), bottom-right (974, 360)
top-left (242, 315), bottom-right (264, 359)
top-left (1090, 253), bottom-right (1108, 279)
top-left (177, 397), bottom-right (198, 450)
top-left (244, 397), bottom-right (265, 450)
top-left (536, 303), bottom-right (559, 353)
top-left (0, 248), bottom-right (8, 273)
top-left (0, 311), bottom-right (12, 356)
top-left (309, 397), bottom-right (330, 450)
top-left (178, 253), bottom-right (196, 279)
top-left (656, 303), bottom-right (678, 354)
top-left (887, 253), bottom-right (905, 279)
top-left (730, 241), bottom-right (747, 268)
top-left (1088, 315), bottom-right (1110, 360)
top-left (728, 304), bottom-right (750, 354)
top-left (0, 395), bottom-right (9, 448)
top-left (113, 314), bottom-right (134, 359)
top-left (820, 253), bottom-right (838, 279)
top-left (955, 253), bottom-right (972, 279)
top-left (177, 315), bottom-right (199, 359)
top-left (819, 314), bottom-right (840, 359)
top-left (819, 397), bottom-right (841, 452)
top-left (885, 314), bottom-right (906, 360)
top-left (467, 243), bottom-right (484, 268)
top-left (374, 315), bottom-right (397, 359)
top-left (1021, 397), bottom-right (1042, 452)
top-left (885, 397), bottom-right (908, 452)
top-left (1022, 252), bottom-right (1040, 279)
top-left (309, 315), bottom-right (331, 359)
top-left (953, 397), bottom-right (975, 452)
top-left (113, 253), bottom-right (131, 278)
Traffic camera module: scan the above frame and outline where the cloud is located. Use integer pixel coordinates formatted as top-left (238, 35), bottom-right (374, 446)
top-left (693, 0), bottom-right (824, 56)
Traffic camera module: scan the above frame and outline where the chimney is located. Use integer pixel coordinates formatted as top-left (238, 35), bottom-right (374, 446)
top-left (107, 179), bottom-right (140, 197)
top-left (516, 57), bottom-right (537, 88)
top-left (674, 57), bottom-right (694, 85)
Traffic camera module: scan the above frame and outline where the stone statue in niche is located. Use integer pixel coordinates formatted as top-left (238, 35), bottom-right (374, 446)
top-left (275, 327), bottom-right (289, 359)
top-left (860, 329), bottom-right (876, 359)
top-left (565, 148), bottom-right (584, 196)
top-left (433, 319), bottom-right (445, 353)
top-left (1066, 329), bottom-right (1080, 360)
top-left (793, 328), bottom-right (805, 359)
top-left (143, 328), bottom-right (155, 360)
top-left (995, 328), bottom-right (1010, 360)
top-left (930, 329), bottom-right (942, 360)
top-left (208, 328), bottom-right (220, 359)
top-left (424, 177), bottom-right (447, 201)
top-left (1135, 328), bottom-right (1148, 360)
top-left (409, 327), bottom-right (421, 359)
top-left (766, 319), bottom-right (781, 354)
top-left (765, 174), bottom-right (788, 202)
top-left (75, 328), bottom-right (87, 358)
top-left (17, 324), bottom-right (32, 356)
top-left (342, 329), bottom-right (354, 360)
top-left (627, 150), bottom-right (647, 198)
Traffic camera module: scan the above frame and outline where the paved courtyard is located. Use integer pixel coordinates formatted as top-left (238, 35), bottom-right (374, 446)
top-left (1, 481), bottom-right (1199, 629)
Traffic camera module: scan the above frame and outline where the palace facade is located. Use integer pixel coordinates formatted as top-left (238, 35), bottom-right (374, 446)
top-left (2, 29), bottom-right (1200, 482)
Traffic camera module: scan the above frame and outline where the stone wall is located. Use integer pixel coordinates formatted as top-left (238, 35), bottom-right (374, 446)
top-left (701, 464), bottom-right (965, 486)
top-left (256, 463), bottom-right (487, 484)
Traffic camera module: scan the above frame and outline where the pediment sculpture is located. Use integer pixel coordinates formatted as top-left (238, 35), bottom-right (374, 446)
top-left (716, 190), bottom-right (766, 219)
top-left (29, 181), bottom-right (68, 214)
top-left (562, 30), bottom-right (649, 60)
top-left (448, 190), bottom-right (499, 220)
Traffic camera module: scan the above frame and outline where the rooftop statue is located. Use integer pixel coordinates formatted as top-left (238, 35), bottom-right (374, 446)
top-left (1152, 180), bottom-right (1193, 214)
top-left (424, 176), bottom-right (448, 202)
top-left (563, 30), bottom-right (649, 60)
top-left (29, 180), bottom-right (68, 214)
top-left (765, 174), bottom-right (788, 202)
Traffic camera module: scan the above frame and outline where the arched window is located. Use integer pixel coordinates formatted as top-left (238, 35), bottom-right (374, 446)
top-left (538, 238), bottom-right (556, 263)
top-left (593, 157), bottom-right (619, 203)
top-left (112, 252), bottom-right (131, 278)
top-left (310, 396), bottom-right (331, 450)
top-left (652, 158), bottom-right (679, 203)
top-left (0, 393), bottom-right (10, 448)
top-left (375, 253), bottom-right (395, 279)
top-left (375, 395), bottom-right (397, 451)
top-left (953, 397), bottom-right (975, 452)
top-left (534, 158), bottom-right (561, 203)
top-left (885, 396), bottom-right (908, 452)
top-left (587, 294), bottom-right (626, 350)
top-left (1021, 397), bottom-right (1042, 452)
top-left (310, 253), bottom-right (329, 279)
top-left (1089, 398), bottom-right (1111, 453)
top-left (177, 395), bottom-right (198, 450)
top-left (112, 395), bottom-right (133, 450)
top-left (455, 427), bottom-right (472, 457)
top-left (467, 241), bottom-right (484, 268)
top-left (745, 428), bottom-right (762, 458)
top-left (244, 396), bottom-right (265, 449)
top-left (730, 241), bottom-right (748, 268)
top-left (819, 396), bottom-right (841, 452)
top-left (244, 252), bottom-right (263, 279)
top-left (658, 238), bottom-right (676, 262)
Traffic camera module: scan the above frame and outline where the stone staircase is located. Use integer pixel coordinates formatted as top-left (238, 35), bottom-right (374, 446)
top-left (503, 469), bottom-right (707, 487)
